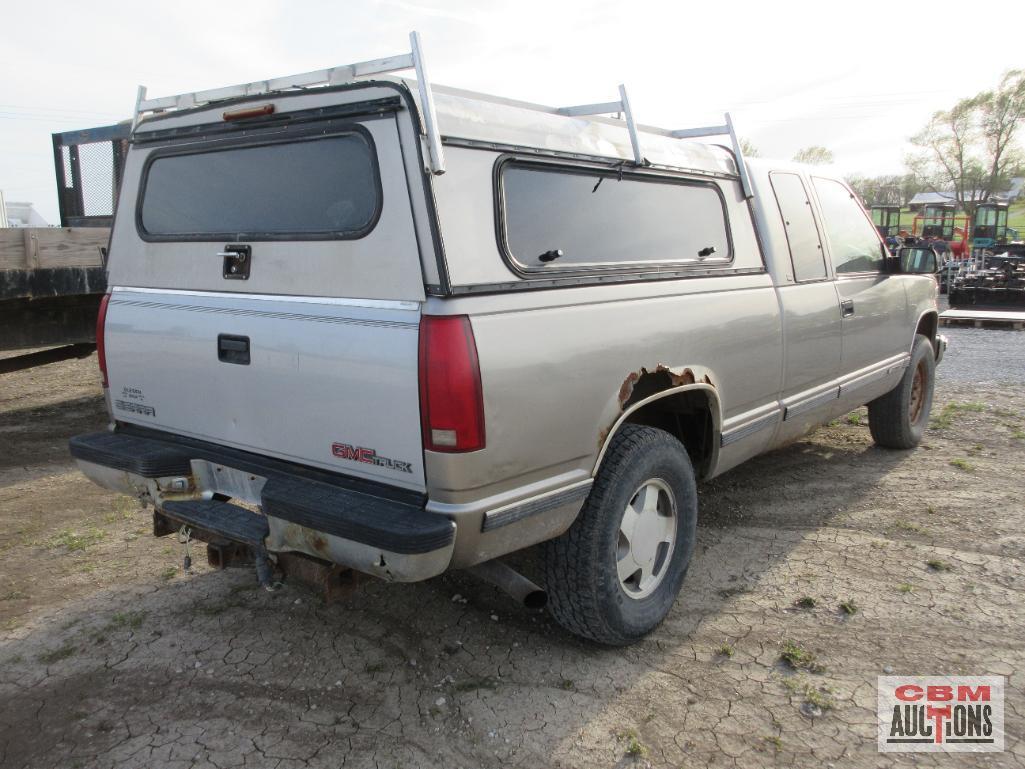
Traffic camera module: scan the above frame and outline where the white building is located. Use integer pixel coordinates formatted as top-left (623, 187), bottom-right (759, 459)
top-left (1, 193), bottom-right (50, 227)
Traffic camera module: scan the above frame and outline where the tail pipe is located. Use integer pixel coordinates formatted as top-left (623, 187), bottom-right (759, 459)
top-left (467, 559), bottom-right (547, 610)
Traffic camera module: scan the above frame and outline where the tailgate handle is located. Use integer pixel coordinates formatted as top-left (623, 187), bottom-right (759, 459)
top-left (217, 334), bottom-right (250, 365)
top-left (220, 244), bottom-right (251, 280)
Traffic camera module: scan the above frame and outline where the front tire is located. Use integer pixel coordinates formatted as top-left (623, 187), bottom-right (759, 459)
top-left (543, 424), bottom-right (697, 645)
top-left (868, 334), bottom-right (935, 449)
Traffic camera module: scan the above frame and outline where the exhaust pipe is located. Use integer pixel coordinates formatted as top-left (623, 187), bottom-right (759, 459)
top-left (467, 559), bottom-right (547, 609)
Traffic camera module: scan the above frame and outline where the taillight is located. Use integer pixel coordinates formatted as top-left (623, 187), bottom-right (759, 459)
top-left (96, 292), bottom-right (111, 388)
top-left (418, 315), bottom-right (485, 452)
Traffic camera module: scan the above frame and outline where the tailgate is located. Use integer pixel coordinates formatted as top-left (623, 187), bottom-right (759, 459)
top-left (103, 96), bottom-right (429, 492)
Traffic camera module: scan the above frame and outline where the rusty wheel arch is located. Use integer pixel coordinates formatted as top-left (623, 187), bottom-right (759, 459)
top-left (596, 372), bottom-right (723, 481)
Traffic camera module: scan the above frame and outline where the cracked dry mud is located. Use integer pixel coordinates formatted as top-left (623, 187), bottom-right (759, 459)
top-left (1, 352), bottom-right (1023, 768)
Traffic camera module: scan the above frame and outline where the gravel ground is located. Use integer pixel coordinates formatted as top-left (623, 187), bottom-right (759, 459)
top-left (1, 346), bottom-right (1023, 769)
top-left (940, 327), bottom-right (1025, 384)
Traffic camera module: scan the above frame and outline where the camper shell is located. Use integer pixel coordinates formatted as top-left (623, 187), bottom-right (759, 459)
top-left (69, 34), bottom-right (945, 644)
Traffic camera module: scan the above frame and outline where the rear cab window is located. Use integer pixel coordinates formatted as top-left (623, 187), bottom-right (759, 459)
top-left (812, 177), bottom-right (885, 275)
top-left (138, 128), bottom-right (381, 241)
top-left (769, 172), bottom-right (828, 282)
top-left (498, 160), bottom-right (732, 273)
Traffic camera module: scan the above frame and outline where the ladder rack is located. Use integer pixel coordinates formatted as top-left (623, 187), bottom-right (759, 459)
top-left (132, 31), bottom-right (446, 174)
top-left (557, 85), bottom-right (643, 166)
top-left (130, 31), bottom-right (754, 195)
top-left (669, 113), bottom-right (753, 199)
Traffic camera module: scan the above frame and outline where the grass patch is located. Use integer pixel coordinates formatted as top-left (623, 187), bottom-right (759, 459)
top-left (365, 662), bottom-right (387, 674)
top-left (160, 566), bottom-right (178, 581)
top-left (109, 611), bottom-right (146, 630)
top-left (780, 641), bottom-right (825, 673)
top-left (47, 528), bottom-right (105, 552)
top-left (714, 643), bottom-right (735, 658)
top-left (927, 559), bottom-right (952, 572)
top-left (949, 458), bottom-right (975, 472)
top-left (1011, 429), bottom-right (1025, 440)
top-left (931, 401), bottom-right (985, 429)
top-left (0, 589), bottom-right (29, 601)
top-left (763, 735), bottom-right (783, 752)
top-left (103, 496), bottom-right (138, 524)
top-left (781, 675), bottom-right (836, 711)
top-left (893, 519), bottom-right (928, 535)
top-left (839, 599), bottom-right (858, 615)
top-left (845, 412), bottom-right (862, 426)
top-left (803, 684), bottom-right (836, 711)
top-left (897, 583), bottom-right (915, 593)
top-left (794, 596), bottom-right (817, 609)
top-left (617, 729), bottom-right (648, 758)
top-left (37, 644), bottom-right (76, 664)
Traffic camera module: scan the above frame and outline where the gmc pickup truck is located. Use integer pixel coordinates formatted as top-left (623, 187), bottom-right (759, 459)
top-left (70, 35), bottom-right (946, 645)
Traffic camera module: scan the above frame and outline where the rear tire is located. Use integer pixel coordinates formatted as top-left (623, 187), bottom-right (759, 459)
top-left (543, 424), bottom-right (697, 645)
top-left (868, 334), bottom-right (935, 449)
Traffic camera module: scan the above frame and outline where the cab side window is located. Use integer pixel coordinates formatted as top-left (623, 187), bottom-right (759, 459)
top-left (769, 172), bottom-right (828, 281)
top-left (812, 177), bottom-right (885, 275)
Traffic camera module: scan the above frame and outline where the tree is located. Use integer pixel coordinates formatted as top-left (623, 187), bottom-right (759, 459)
top-left (739, 138), bottom-right (760, 158)
top-left (792, 146), bottom-right (834, 165)
top-left (906, 69), bottom-right (1024, 218)
top-left (847, 173), bottom-right (924, 207)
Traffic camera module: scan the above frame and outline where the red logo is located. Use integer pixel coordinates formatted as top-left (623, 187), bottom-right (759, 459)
top-left (879, 676), bottom-right (1003, 752)
top-left (331, 443), bottom-right (413, 474)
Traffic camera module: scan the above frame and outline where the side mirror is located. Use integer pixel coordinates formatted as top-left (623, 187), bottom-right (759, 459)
top-left (898, 246), bottom-right (938, 275)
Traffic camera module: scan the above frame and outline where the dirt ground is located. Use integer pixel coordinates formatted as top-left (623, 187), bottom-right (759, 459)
top-left (1, 348), bottom-right (1023, 769)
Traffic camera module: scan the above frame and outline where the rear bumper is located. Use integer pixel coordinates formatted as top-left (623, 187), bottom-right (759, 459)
top-left (69, 429), bottom-right (455, 582)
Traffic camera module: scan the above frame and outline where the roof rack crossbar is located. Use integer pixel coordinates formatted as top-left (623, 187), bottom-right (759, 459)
top-left (670, 112), bottom-right (752, 199)
top-left (131, 31), bottom-right (446, 174)
top-left (557, 84), bottom-right (643, 165)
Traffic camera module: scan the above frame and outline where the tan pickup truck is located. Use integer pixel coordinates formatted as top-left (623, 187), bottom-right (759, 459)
top-left (70, 34), bottom-right (945, 644)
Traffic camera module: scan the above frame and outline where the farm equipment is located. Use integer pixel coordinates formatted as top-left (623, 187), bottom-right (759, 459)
top-left (871, 205), bottom-right (901, 237)
top-left (912, 205), bottom-right (970, 257)
top-left (971, 202), bottom-right (1019, 249)
top-left (948, 250), bottom-right (1025, 310)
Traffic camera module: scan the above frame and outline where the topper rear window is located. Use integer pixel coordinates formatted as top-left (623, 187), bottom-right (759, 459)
top-left (137, 130), bottom-right (380, 240)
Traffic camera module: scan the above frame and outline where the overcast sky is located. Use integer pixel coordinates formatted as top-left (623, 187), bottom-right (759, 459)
top-left (2, 0), bottom-right (1021, 224)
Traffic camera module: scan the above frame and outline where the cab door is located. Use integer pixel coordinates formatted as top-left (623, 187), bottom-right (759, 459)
top-left (810, 177), bottom-right (910, 394)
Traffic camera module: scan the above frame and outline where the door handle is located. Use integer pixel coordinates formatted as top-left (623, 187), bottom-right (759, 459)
top-left (840, 299), bottom-right (855, 318)
top-left (217, 334), bottom-right (250, 365)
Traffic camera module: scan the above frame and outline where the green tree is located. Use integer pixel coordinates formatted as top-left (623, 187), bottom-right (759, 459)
top-left (792, 146), bottom-right (834, 165)
top-left (740, 138), bottom-right (760, 158)
top-left (847, 173), bottom-right (924, 206)
top-left (906, 70), bottom-right (1024, 217)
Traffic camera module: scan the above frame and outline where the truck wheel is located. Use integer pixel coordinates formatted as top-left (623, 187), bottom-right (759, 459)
top-left (543, 424), bottom-right (697, 645)
top-left (867, 334), bottom-right (935, 450)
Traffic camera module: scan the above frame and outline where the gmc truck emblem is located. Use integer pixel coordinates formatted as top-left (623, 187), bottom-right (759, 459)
top-left (331, 443), bottom-right (413, 474)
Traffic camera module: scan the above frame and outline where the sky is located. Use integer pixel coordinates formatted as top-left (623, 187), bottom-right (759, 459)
top-left (2, 0), bottom-right (1022, 224)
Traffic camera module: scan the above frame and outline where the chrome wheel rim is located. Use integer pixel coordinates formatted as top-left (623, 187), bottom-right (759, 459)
top-left (618, 478), bottom-right (677, 600)
top-left (909, 360), bottom-right (926, 424)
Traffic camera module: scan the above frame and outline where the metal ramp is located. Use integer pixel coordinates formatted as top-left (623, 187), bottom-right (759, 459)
top-left (131, 30), bottom-right (752, 194)
top-left (940, 309), bottom-right (1025, 330)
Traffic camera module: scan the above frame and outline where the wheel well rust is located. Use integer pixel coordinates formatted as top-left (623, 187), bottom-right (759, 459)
top-left (601, 366), bottom-right (719, 479)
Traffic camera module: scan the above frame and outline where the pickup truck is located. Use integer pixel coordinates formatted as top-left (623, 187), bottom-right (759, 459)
top-left (69, 39), bottom-right (946, 645)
